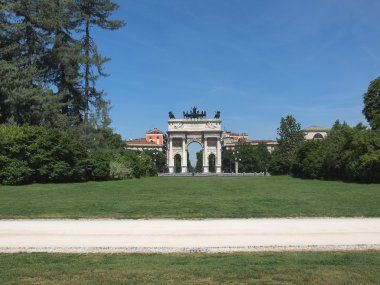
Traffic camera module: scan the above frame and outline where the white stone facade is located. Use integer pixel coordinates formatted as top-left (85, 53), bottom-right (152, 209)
top-left (303, 126), bottom-right (330, 140)
top-left (304, 131), bottom-right (328, 140)
top-left (167, 119), bottom-right (222, 174)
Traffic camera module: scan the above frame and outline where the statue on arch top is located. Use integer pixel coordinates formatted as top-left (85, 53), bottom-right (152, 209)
top-left (184, 106), bottom-right (207, 119)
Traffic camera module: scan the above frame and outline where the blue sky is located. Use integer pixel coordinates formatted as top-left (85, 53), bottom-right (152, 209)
top-left (95, 0), bottom-right (380, 140)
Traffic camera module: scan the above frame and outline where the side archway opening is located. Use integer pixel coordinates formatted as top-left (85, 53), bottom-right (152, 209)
top-left (174, 154), bottom-right (182, 173)
top-left (208, 153), bottom-right (216, 173)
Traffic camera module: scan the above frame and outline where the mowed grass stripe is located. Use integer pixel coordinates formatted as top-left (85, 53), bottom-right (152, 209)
top-left (0, 251), bottom-right (379, 285)
top-left (0, 176), bottom-right (379, 218)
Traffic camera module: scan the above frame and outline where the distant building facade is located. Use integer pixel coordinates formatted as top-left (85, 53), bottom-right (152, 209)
top-left (222, 131), bottom-right (277, 153)
top-left (303, 125), bottom-right (330, 140)
top-left (125, 128), bottom-right (164, 151)
top-left (145, 128), bottom-right (164, 144)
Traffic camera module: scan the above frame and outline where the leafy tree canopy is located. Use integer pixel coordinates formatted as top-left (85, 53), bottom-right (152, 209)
top-left (363, 77), bottom-right (380, 130)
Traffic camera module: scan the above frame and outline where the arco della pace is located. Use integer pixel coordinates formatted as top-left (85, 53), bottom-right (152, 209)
top-left (124, 106), bottom-right (329, 174)
top-left (167, 107), bottom-right (222, 174)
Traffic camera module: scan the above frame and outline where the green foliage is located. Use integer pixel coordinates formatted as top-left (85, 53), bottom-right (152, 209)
top-left (174, 154), bottom-right (181, 173)
top-left (0, 125), bottom-right (161, 185)
top-left (186, 150), bottom-right (195, 173)
top-left (277, 115), bottom-right (304, 154)
top-left (222, 143), bottom-right (271, 173)
top-left (130, 152), bottom-right (156, 178)
top-left (292, 121), bottom-right (380, 183)
top-left (208, 153), bottom-right (216, 173)
top-left (253, 143), bottom-right (271, 172)
top-left (110, 150), bottom-right (156, 179)
top-left (235, 143), bottom-right (257, 173)
top-left (70, 125), bottom-right (123, 151)
top-left (109, 152), bottom-right (134, 180)
top-left (0, 160), bottom-right (32, 185)
top-left (268, 150), bottom-right (291, 175)
top-left (363, 77), bottom-right (380, 130)
top-left (222, 149), bottom-right (235, 173)
top-left (109, 160), bottom-right (133, 180)
top-left (87, 150), bottom-right (110, 181)
top-left (0, 125), bottom-right (87, 184)
top-left (142, 149), bottom-right (167, 173)
top-left (195, 150), bottom-right (203, 173)
top-left (292, 140), bottom-right (325, 179)
top-left (0, 2), bottom-right (163, 184)
top-left (73, 0), bottom-right (125, 124)
top-left (270, 115), bottom-right (304, 174)
top-left (0, 0), bottom-right (124, 127)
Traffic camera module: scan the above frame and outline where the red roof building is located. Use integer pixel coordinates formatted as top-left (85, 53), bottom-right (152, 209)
top-left (125, 128), bottom-right (164, 151)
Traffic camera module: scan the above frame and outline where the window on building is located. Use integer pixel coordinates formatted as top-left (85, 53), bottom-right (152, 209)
top-left (313, 133), bottom-right (324, 139)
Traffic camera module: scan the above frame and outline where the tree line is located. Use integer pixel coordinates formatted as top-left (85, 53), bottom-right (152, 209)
top-left (0, 124), bottom-right (168, 185)
top-left (0, 1), bottom-right (164, 185)
top-left (222, 77), bottom-right (379, 183)
top-left (1, 1), bottom-right (379, 184)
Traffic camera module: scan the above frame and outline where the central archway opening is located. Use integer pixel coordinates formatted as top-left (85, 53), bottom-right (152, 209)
top-left (187, 141), bottom-right (203, 173)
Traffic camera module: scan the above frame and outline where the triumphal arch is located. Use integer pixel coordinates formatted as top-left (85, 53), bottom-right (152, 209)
top-left (167, 107), bottom-right (222, 174)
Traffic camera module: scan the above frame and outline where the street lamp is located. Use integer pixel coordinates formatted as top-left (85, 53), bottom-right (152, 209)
top-left (232, 151), bottom-right (241, 174)
top-left (152, 150), bottom-right (159, 174)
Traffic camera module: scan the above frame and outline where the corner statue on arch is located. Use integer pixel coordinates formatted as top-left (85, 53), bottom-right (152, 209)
top-left (167, 107), bottom-right (222, 174)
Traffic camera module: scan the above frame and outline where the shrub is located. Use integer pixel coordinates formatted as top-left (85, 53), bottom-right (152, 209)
top-left (87, 150), bottom-right (111, 181)
top-left (109, 160), bottom-right (133, 180)
top-left (28, 128), bottom-right (87, 183)
top-left (0, 125), bottom-right (88, 184)
top-left (0, 159), bottom-right (32, 185)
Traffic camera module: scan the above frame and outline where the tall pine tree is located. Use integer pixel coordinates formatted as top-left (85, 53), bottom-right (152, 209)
top-left (73, 0), bottom-right (124, 125)
top-left (1, 0), bottom-right (124, 128)
top-left (40, 0), bottom-right (84, 126)
top-left (0, 0), bottom-right (50, 125)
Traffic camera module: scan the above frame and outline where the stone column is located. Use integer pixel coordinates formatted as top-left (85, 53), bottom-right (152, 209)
top-left (203, 137), bottom-right (209, 173)
top-left (168, 136), bottom-right (174, 173)
top-left (181, 137), bottom-right (187, 173)
top-left (216, 137), bottom-right (222, 173)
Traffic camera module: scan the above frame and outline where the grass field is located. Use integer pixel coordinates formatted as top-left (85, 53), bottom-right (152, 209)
top-left (0, 176), bottom-right (379, 218)
top-left (0, 251), bottom-right (379, 284)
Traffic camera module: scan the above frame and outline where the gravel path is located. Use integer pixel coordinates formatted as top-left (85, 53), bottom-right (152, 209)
top-left (0, 218), bottom-right (379, 253)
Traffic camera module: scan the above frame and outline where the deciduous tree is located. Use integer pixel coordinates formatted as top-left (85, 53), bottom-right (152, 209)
top-left (363, 77), bottom-right (380, 130)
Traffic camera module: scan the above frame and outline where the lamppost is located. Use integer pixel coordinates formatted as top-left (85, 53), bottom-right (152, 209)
top-left (152, 150), bottom-right (159, 174)
top-left (232, 150), bottom-right (241, 175)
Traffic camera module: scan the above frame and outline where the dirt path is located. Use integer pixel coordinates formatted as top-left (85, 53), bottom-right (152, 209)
top-left (0, 218), bottom-right (379, 253)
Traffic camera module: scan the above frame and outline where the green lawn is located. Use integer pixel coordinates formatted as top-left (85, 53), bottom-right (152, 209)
top-left (0, 176), bottom-right (379, 218)
top-left (0, 251), bottom-right (379, 284)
